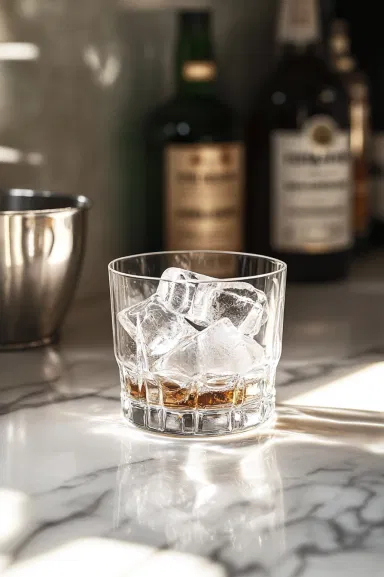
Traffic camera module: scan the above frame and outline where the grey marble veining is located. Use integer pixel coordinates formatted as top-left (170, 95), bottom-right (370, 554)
top-left (1, 269), bottom-right (384, 576)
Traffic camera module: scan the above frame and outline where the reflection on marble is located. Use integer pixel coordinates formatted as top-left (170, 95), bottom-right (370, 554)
top-left (114, 432), bottom-right (285, 564)
top-left (1, 289), bottom-right (384, 576)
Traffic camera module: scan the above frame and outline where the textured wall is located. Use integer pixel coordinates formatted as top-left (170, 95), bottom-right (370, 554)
top-left (0, 0), bottom-right (275, 300)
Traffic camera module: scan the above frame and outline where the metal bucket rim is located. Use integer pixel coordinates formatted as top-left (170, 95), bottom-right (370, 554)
top-left (0, 188), bottom-right (92, 214)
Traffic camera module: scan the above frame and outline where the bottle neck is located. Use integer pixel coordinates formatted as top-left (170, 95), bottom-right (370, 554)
top-left (329, 19), bottom-right (352, 72)
top-left (277, 0), bottom-right (322, 56)
top-left (175, 17), bottom-right (216, 96)
top-left (333, 55), bottom-right (355, 74)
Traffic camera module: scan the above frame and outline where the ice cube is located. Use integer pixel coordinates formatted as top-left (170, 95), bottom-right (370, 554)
top-left (136, 315), bottom-right (149, 375)
top-left (157, 267), bottom-right (268, 337)
top-left (155, 318), bottom-right (265, 377)
top-left (190, 282), bottom-right (268, 337)
top-left (156, 267), bottom-right (213, 315)
top-left (117, 295), bottom-right (197, 367)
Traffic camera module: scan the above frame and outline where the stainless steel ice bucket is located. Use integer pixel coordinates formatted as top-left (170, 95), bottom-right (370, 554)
top-left (0, 189), bottom-right (91, 349)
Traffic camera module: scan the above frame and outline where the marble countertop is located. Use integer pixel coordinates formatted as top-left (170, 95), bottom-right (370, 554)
top-left (1, 257), bottom-right (384, 577)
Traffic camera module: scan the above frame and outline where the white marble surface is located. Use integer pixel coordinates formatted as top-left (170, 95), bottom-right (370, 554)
top-left (1, 263), bottom-right (384, 577)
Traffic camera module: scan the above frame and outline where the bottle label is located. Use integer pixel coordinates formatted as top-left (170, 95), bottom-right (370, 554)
top-left (165, 143), bottom-right (244, 272)
top-left (277, 0), bottom-right (320, 46)
top-left (372, 133), bottom-right (384, 221)
top-left (182, 61), bottom-right (217, 82)
top-left (271, 116), bottom-right (352, 253)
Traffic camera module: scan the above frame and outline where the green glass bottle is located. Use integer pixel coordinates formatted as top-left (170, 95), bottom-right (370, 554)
top-left (145, 10), bottom-right (244, 274)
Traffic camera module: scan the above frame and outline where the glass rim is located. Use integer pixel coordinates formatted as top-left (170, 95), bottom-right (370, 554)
top-left (108, 250), bottom-right (287, 283)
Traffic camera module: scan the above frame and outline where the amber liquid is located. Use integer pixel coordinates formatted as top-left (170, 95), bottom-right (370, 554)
top-left (125, 374), bottom-right (262, 410)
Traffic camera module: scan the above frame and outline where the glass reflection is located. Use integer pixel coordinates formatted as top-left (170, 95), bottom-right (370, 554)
top-left (114, 434), bottom-right (285, 570)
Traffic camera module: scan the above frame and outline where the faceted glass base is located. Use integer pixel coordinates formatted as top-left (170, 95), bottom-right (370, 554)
top-left (121, 394), bottom-right (275, 436)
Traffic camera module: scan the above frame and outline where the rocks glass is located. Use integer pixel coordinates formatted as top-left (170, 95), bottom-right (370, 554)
top-left (109, 251), bottom-right (286, 436)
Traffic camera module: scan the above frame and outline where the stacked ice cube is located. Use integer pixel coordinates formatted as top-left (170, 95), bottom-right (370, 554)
top-left (117, 267), bottom-right (268, 380)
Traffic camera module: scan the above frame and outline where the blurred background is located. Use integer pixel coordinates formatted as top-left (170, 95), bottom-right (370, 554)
top-left (0, 0), bottom-right (380, 299)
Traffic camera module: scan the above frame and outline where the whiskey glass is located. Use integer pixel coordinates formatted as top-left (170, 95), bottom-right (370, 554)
top-left (109, 251), bottom-right (286, 436)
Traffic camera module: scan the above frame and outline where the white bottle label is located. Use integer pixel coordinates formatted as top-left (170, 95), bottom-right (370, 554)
top-left (271, 116), bottom-right (353, 253)
top-left (372, 133), bottom-right (384, 221)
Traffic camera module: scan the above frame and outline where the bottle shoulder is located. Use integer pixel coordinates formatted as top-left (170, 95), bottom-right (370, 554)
top-left (250, 52), bottom-right (350, 129)
top-left (273, 53), bottom-right (348, 99)
top-left (147, 94), bottom-right (234, 124)
top-left (146, 94), bottom-right (240, 144)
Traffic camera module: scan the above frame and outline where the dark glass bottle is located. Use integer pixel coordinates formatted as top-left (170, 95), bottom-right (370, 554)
top-left (247, 0), bottom-right (352, 282)
top-left (145, 10), bottom-right (244, 274)
top-left (333, 2), bottom-right (384, 244)
top-left (329, 19), bottom-right (371, 254)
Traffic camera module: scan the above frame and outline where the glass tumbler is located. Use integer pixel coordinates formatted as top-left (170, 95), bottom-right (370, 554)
top-left (109, 251), bottom-right (286, 436)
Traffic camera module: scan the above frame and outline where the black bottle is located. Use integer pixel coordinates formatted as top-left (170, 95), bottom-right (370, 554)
top-left (247, 0), bottom-right (352, 282)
